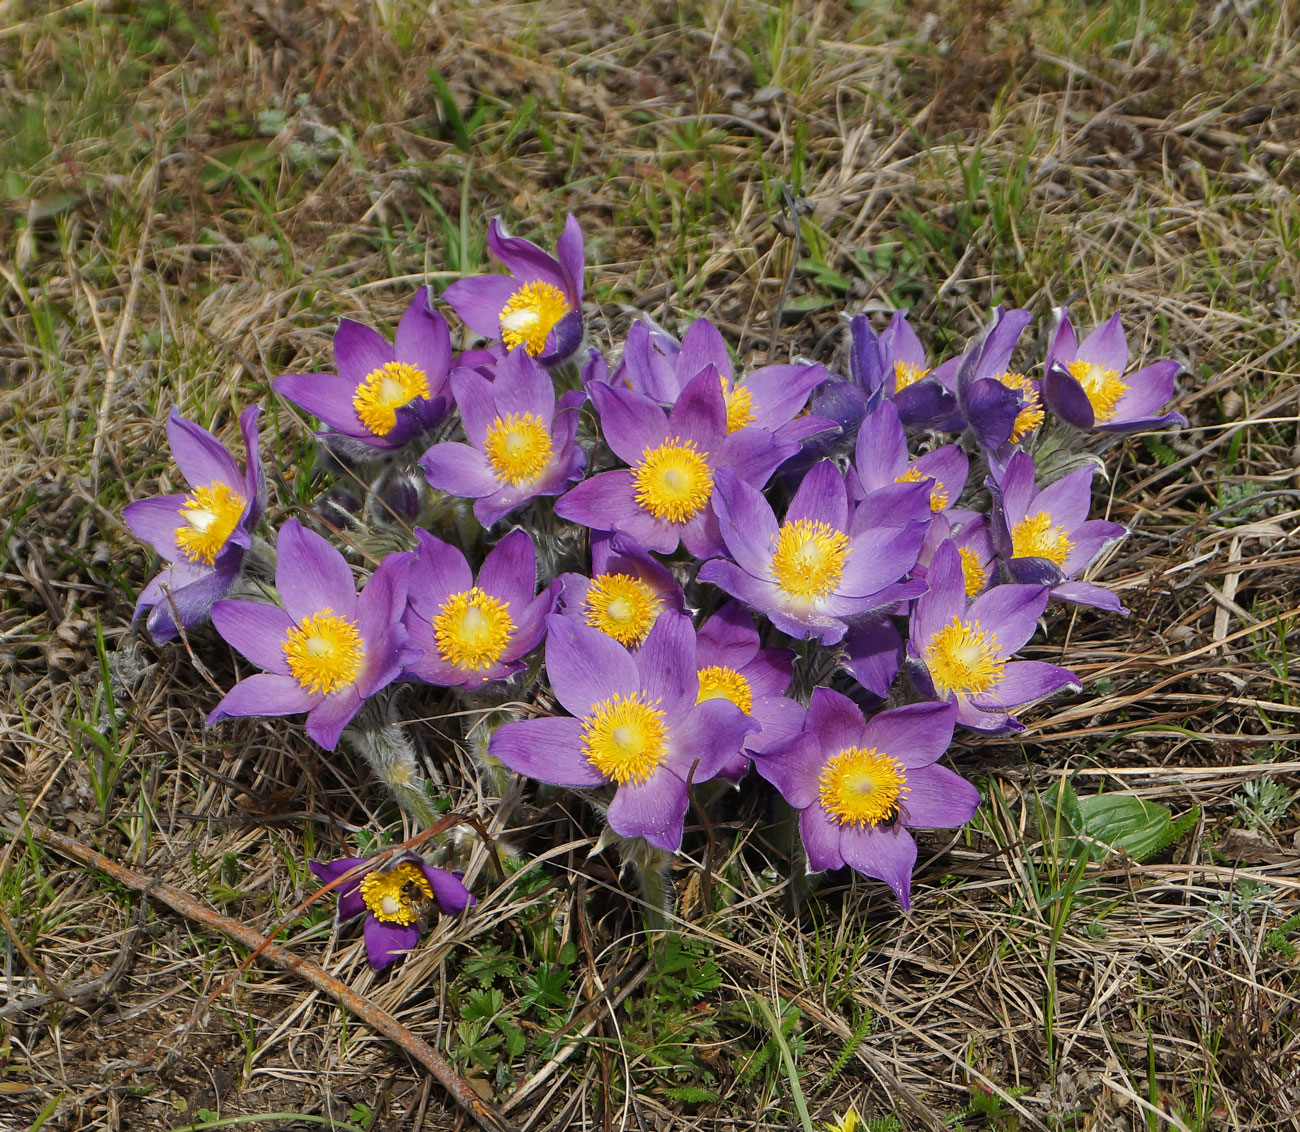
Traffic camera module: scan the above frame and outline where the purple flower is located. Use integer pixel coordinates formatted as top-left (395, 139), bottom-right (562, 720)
top-left (848, 311), bottom-right (958, 429)
top-left (207, 521), bottom-right (413, 750)
top-left (851, 401), bottom-right (968, 516)
top-left (990, 451), bottom-right (1128, 612)
top-left (489, 613), bottom-right (756, 851)
top-left (907, 541), bottom-right (1079, 732)
top-left (443, 216), bottom-right (585, 366)
top-left (556, 532), bottom-right (686, 649)
top-left (403, 527), bottom-right (555, 688)
top-left (419, 346), bottom-right (586, 527)
top-left (755, 689), bottom-right (976, 908)
top-left (309, 852), bottom-right (474, 970)
top-left (274, 289), bottom-right (453, 450)
top-left (1042, 308), bottom-right (1186, 433)
top-left (699, 461), bottom-right (929, 645)
top-left (945, 307), bottom-right (1041, 461)
top-left (916, 513), bottom-right (996, 600)
top-left (124, 406), bottom-right (264, 642)
top-left (555, 367), bottom-right (795, 558)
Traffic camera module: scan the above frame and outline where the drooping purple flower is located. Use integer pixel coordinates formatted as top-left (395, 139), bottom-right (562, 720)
top-left (207, 521), bottom-right (414, 750)
top-left (402, 527), bottom-right (555, 689)
top-left (443, 216), bottom-right (585, 366)
top-left (847, 311), bottom-right (959, 429)
top-left (556, 532), bottom-right (686, 649)
top-left (755, 689), bottom-right (976, 908)
top-left (555, 367), bottom-right (796, 558)
top-left (907, 541), bottom-right (1079, 733)
top-left (419, 346), bottom-right (586, 527)
top-left (489, 613), bottom-right (756, 851)
top-left (124, 406), bottom-right (264, 642)
top-left (850, 400), bottom-right (968, 517)
top-left (309, 851), bottom-right (474, 970)
top-left (1042, 308), bottom-right (1186, 433)
top-left (699, 461), bottom-right (929, 645)
top-left (274, 289), bottom-right (453, 451)
top-left (989, 451), bottom-right (1129, 612)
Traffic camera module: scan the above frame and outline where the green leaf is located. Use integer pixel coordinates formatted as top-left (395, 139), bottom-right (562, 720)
top-left (661, 1086), bottom-right (720, 1103)
top-left (1076, 795), bottom-right (1200, 863)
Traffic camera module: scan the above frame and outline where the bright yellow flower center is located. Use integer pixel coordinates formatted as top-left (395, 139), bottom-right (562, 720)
top-left (483, 411), bottom-right (553, 485)
top-left (499, 280), bottom-right (571, 356)
top-left (352, 361), bottom-right (430, 437)
top-left (174, 481), bottom-right (246, 564)
top-left (582, 693), bottom-right (668, 784)
top-left (1067, 359), bottom-right (1129, 422)
top-left (433, 587), bottom-right (514, 671)
top-left (958, 546), bottom-right (988, 598)
top-left (583, 573), bottom-right (662, 646)
top-left (924, 615), bottom-right (1004, 698)
top-left (696, 665), bottom-right (753, 715)
top-left (632, 440), bottom-right (714, 523)
top-left (818, 745), bottom-right (910, 827)
top-left (1011, 511), bottom-right (1073, 567)
top-left (893, 360), bottom-right (929, 392)
top-left (996, 371), bottom-right (1044, 442)
top-left (770, 519), bottom-right (851, 601)
top-left (282, 608), bottom-right (365, 694)
top-left (894, 465), bottom-right (948, 511)
top-left (721, 375), bottom-right (756, 433)
top-left (359, 861), bottom-right (433, 926)
top-left (826, 1110), bottom-right (861, 1132)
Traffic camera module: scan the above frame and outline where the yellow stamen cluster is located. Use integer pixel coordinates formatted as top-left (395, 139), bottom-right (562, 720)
top-left (958, 546), bottom-right (988, 598)
top-left (484, 411), bottom-right (553, 485)
top-left (359, 861), bottom-right (433, 926)
top-left (582, 693), bottom-right (668, 784)
top-left (894, 465), bottom-right (948, 511)
top-left (433, 587), bottom-right (514, 671)
top-left (924, 616), bottom-right (1004, 698)
top-left (174, 482), bottom-right (246, 564)
top-left (282, 608), bottom-right (365, 695)
top-left (499, 280), bottom-right (571, 356)
top-left (995, 371), bottom-right (1045, 442)
top-left (720, 375), bottom-right (756, 433)
top-left (893, 360), bottom-right (929, 392)
top-left (818, 745), bottom-right (910, 827)
top-left (696, 665), bottom-right (753, 715)
top-left (770, 519), bottom-right (851, 601)
top-left (1067, 359), bottom-right (1129, 422)
top-left (352, 361), bottom-right (430, 437)
top-left (1011, 511), bottom-right (1073, 567)
top-left (583, 573), bottom-right (662, 646)
top-left (632, 440), bottom-right (714, 523)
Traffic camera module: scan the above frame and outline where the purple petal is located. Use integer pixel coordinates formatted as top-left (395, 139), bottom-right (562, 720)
top-left (491, 715), bottom-right (608, 786)
top-left (167, 409), bottom-right (242, 490)
top-left (544, 615), bottom-right (639, 717)
top-left (123, 494), bottom-right (190, 560)
top-left (494, 345), bottom-right (556, 423)
top-left (1062, 519), bottom-right (1126, 575)
top-left (363, 917), bottom-right (420, 970)
top-left (608, 769), bottom-right (689, 851)
top-left (912, 445), bottom-right (968, 507)
top-left (635, 610), bottom-right (696, 716)
top-left (421, 864), bottom-right (476, 913)
top-left (902, 763), bottom-right (981, 829)
top-left (676, 319), bottom-right (732, 383)
top-left (1077, 312), bottom-right (1128, 374)
top-left (967, 583), bottom-right (1049, 656)
top-left (805, 686), bottom-right (867, 756)
top-left (305, 687), bottom-right (365, 749)
top-left (973, 660), bottom-right (1079, 708)
top-left (450, 367), bottom-right (500, 449)
top-left (555, 214), bottom-right (586, 299)
top-left (840, 615), bottom-right (903, 698)
top-left (1046, 307), bottom-right (1077, 366)
top-left (837, 823), bottom-right (919, 908)
top-left (911, 541), bottom-right (965, 649)
top-left (667, 367), bottom-right (727, 451)
top-left (476, 528), bottom-right (537, 610)
top-left (407, 529), bottom-right (474, 617)
top-left (1050, 580), bottom-right (1129, 613)
top-left (997, 450), bottom-right (1038, 523)
top-left (334, 319), bottom-right (395, 385)
top-left (753, 732), bottom-right (823, 810)
top-left (1034, 466), bottom-right (1094, 533)
top-left (786, 460), bottom-right (847, 530)
top-left (394, 288), bottom-right (452, 381)
top-left (1114, 359), bottom-right (1180, 418)
top-left (668, 697), bottom-right (755, 783)
top-left (207, 672), bottom-right (317, 724)
top-left (421, 441), bottom-right (500, 499)
top-left (862, 701), bottom-right (956, 769)
top-left (274, 373), bottom-right (369, 436)
top-left (696, 602), bottom-right (760, 669)
top-left (487, 217), bottom-right (567, 290)
top-left (799, 806), bottom-right (847, 872)
top-left (276, 520), bottom-right (358, 623)
top-left (138, 555), bottom-right (241, 641)
top-left (589, 381), bottom-right (669, 466)
top-left (1042, 363), bottom-right (1096, 429)
top-left (444, 275), bottom-right (520, 339)
top-left (744, 363), bottom-right (827, 428)
top-left (211, 600), bottom-right (294, 675)
top-left (854, 402), bottom-right (907, 489)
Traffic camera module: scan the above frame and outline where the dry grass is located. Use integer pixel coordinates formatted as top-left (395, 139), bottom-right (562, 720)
top-left (2, 0), bottom-right (1300, 1129)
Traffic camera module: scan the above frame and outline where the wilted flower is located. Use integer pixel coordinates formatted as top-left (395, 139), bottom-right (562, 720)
top-left (124, 406), bottom-right (264, 642)
top-left (851, 400), bottom-right (968, 515)
top-left (556, 532), bottom-right (686, 649)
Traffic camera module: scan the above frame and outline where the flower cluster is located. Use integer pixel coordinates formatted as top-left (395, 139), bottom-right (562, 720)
top-left (126, 216), bottom-right (1184, 964)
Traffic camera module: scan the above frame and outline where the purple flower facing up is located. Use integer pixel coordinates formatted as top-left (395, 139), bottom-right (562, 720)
top-left (907, 541), bottom-right (1079, 733)
top-left (556, 532), bottom-right (686, 649)
top-left (1042, 308), bottom-right (1186, 433)
top-left (848, 311), bottom-right (958, 429)
top-left (990, 451), bottom-right (1128, 612)
top-left (489, 614), bottom-right (755, 851)
top-left (207, 521), bottom-right (414, 750)
top-left (755, 689), bottom-right (976, 908)
top-left (443, 216), bottom-right (585, 366)
top-left (403, 528), bottom-right (554, 689)
top-left (420, 346), bottom-right (586, 527)
top-left (274, 289), bottom-right (453, 450)
top-left (700, 461), bottom-right (930, 645)
top-left (309, 852), bottom-right (474, 970)
top-left (125, 406), bottom-right (264, 642)
top-left (851, 401), bottom-right (968, 516)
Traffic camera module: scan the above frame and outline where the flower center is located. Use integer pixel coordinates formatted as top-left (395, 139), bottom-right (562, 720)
top-left (499, 280), bottom-right (571, 356)
top-left (818, 745), bottom-right (910, 827)
top-left (483, 411), bottom-right (554, 485)
top-left (995, 371), bottom-right (1044, 442)
top-left (583, 573), bottom-right (662, 646)
top-left (1067, 359), bottom-right (1129, 422)
top-left (581, 693), bottom-right (668, 785)
top-left (1011, 511), bottom-right (1073, 567)
top-left (174, 482), bottom-right (246, 564)
top-left (352, 361), bottom-right (431, 437)
top-left (433, 587), bottom-right (515, 671)
top-left (770, 519), bottom-right (851, 601)
top-left (632, 440), bottom-right (714, 524)
top-left (721, 375), bottom-right (756, 433)
top-left (282, 608), bottom-right (365, 695)
top-left (894, 465), bottom-right (948, 511)
top-left (359, 861), bottom-right (433, 926)
top-left (924, 615), bottom-right (1004, 698)
top-left (958, 547), bottom-right (988, 598)
top-left (893, 360), bottom-right (928, 392)
top-left (696, 665), bottom-right (753, 715)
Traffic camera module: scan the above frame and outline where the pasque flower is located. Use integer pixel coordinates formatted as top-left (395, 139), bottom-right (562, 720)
top-left (207, 520), bottom-right (414, 749)
top-left (489, 613), bottom-right (755, 851)
top-left (274, 289), bottom-right (453, 450)
top-left (945, 306), bottom-right (1041, 464)
top-left (848, 310), bottom-right (959, 429)
top-left (124, 406), bottom-right (264, 642)
top-left (556, 532), bottom-right (686, 649)
top-left (851, 401), bottom-right (968, 516)
top-left (309, 851), bottom-right (474, 970)
top-left (754, 689), bottom-right (977, 908)
top-left (443, 215), bottom-right (585, 366)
